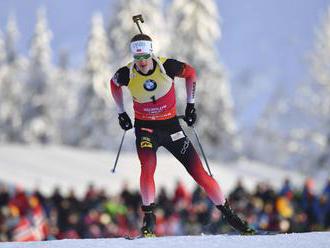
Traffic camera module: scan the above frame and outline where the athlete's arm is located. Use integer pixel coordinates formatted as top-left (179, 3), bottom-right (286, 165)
top-left (110, 80), bottom-right (125, 113)
top-left (163, 59), bottom-right (197, 104)
top-left (110, 67), bottom-right (129, 113)
top-left (181, 63), bottom-right (197, 104)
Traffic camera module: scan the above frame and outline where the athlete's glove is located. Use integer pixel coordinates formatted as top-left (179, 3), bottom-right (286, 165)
top-left (118, 112), bottom-right (133, 130)
top-left (184, 103), bottom-right (197, 126)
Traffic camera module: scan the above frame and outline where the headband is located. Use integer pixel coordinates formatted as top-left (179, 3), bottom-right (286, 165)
top-left (130, 40), bottom-right (153, 54)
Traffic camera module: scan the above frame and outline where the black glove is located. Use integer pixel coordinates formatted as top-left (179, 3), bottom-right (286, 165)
top-left (118, 112), bottom-right (133, 130)
top-left (184, 103), bottom-right (197, 126)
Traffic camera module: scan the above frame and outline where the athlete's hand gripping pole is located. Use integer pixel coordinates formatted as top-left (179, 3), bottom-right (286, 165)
top-left (112, 130), bottom-right (126, 173)
top-left (178, 115), bottom-right (213, 177)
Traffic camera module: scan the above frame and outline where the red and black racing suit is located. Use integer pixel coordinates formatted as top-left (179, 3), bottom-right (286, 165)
top-left (110, 58), bottom-right (225, 206)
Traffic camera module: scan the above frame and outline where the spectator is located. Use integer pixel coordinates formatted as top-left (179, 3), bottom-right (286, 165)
top-left (301, 178), bottom-right (319, 229)
top-left (279, 178), bottom-right (293, 199)
top-left (229, 179), bottom-right (249, 202)
top-left (0, 184), bottom-right (10, 207)
top-left (1, 178), bottom-right (330, 241)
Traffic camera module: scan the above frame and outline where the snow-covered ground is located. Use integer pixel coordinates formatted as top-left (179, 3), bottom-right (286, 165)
top-left (0, 232), bottom-right (330, 248)
top-left (0, 144), bottom-right (319, 198)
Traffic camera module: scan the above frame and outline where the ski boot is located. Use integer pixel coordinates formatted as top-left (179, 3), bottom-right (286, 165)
top-left (217, 199), bottom-right (256, 235)
top-left (141, 204), bottom-right (156, 238)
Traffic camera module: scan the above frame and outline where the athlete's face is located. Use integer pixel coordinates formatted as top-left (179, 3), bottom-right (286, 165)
top-left (134, 54), bottom-right (153, 74)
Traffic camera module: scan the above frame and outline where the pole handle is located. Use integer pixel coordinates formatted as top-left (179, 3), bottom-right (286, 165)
top-left (132, 14), bottom-right (144, 34)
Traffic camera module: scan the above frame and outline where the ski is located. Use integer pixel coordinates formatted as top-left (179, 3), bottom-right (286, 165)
top-left (125, 233), bottom-right (157, 240)
top-left (124, 235), bottom-right (144, 240)
top-left (125, 235), bottom-right (156, 240)
top-left (254, 230), bottom-right (280, 235)
top-left (124, 230), bottom-right (280, 240)
top-left (223, 230), bottom-right (280, 236)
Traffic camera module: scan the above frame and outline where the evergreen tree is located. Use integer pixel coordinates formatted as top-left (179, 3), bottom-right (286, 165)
top-left (169, 0), bottom-right (223, 72)
top-left (71, 12), bottom-right (113, 148)
top-left (0, 30), bottom-right (6, 66)
top-left (0, 18), bottom-right (26, 143)
top-left (5, 14), bottom-right (19, 64)
top-left (310, 7), bottom-right (330, 93)
top-left (309, 6), bottom-right (330, 169)
top-left (0, 64), bottom-right (25, 142)
top-left (0, 29), bottom-right (8, 141)
top-left (86, 13), bottom-right (110, 99)
top-left (169, 0), bottom-right (240, 158)
top-left (249, 6), bottom-right (330, 172)
top-left (199, 66), bottom-right (239, 153)
top-left (21, 7), bottom-right (54, 143)
top-left (309, 6), bottom-right (330, 121)
top-left (49, 49), bottom-right (77, 145)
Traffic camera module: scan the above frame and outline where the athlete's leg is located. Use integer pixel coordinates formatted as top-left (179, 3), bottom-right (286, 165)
top-left (135, 127), bottom-right (158, 235)
top-left (164, 128), bottom-right (255, 234)
top-left (135, 128), bottom-right (158, 206)
top-left (164, 128), bottom-right (225, 206)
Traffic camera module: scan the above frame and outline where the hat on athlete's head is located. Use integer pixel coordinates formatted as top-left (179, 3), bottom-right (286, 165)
top-left (130, 34), bottom-right (153, 55)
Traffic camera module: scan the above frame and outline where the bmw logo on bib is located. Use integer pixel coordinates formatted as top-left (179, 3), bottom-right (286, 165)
top-left (143, 79), bottom-right (157, 91)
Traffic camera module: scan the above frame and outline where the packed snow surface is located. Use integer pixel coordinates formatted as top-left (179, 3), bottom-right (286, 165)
top-left (0, 232), bottom-right (329, 248)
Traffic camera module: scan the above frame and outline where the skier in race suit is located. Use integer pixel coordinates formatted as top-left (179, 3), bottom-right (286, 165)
top-left (110, 33), bottom-right (255, 236)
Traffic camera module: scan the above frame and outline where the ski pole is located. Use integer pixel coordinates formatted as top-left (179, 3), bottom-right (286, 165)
top-left (178, 115), bottom-right (213, 177)
top-left (191, 126), bottom-right (213, 177)
top-left (112, 130), bottom-right (126, 173)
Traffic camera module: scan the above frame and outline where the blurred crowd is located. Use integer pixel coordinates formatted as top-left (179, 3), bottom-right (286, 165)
top-left (0, 177), bottom-right (330, 242)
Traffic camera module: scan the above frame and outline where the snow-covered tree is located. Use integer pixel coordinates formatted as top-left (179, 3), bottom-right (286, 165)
top-left (5, 14), bottom-right (19, 64)
top-left (21, 7), bottom-right (54, 143)
top-left (48, 51), bottom-right (78, 145)
top-left (0, 17), bottom-right (27, 143)
top-left (0, 30), bottom-right (5, 92)
top-left (0, 30), bottom-right (6, 66)
top-left (168, 0), bottom-right (221, 72)
top-left (169, 0), bottom-right (239, 158)
top-left (311, 7), bottom-right (330, 90)
top-left (310, 6), bottom-right (330, 118)
top-left (108, 0), bottom-right (168, 68)
top-left (309, 6), bottom-right (330, 169)
top-left (198, 66), bottom-right (240, 157)
top-left (246, 6), bottom-right (330, 173)
top-left (0, 65), bottom-right (25, 142)
top-left (29, 8), bottom-right (52, 69)
top-left (0, 29), bottom-right (9, 141)
top-left (86, 13), bottom-right (110, 99)
top-left (70, 12), bottom-right (114, 148)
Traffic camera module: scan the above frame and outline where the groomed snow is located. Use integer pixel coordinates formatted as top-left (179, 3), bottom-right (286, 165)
top-left (0, 232), bottom-right (329, 248)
